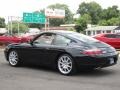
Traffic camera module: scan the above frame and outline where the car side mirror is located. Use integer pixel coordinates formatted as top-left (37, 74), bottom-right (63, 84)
top-left (29, 40), bottom-right (39, 46)
top-left (28, 39), bottom-right (33, 45)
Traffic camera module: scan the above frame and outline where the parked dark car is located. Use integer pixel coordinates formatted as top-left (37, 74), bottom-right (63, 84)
top-left (4, 31), bottom-right (118, 75)
top-left (93, 33), bottom-right (120, 49)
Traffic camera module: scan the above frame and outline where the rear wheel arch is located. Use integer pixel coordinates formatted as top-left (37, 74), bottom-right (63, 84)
top-left (55, 52), bottom-right (74, 64)
top-left (54, 52), bottom-right (77, 70)
top-left (55, 52), bottom-right (77, 75)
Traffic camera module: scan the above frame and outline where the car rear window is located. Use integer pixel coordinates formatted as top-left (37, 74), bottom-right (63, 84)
top-left (66, 32), bottom-right (99, 44)
top-left (105, 34), bottom-right (120, 38)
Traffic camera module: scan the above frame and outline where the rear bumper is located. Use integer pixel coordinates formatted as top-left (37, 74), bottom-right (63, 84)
top-left (74, 54), bottom-right (118, 68)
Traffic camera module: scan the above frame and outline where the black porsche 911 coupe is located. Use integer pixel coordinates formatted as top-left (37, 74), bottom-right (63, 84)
top-left (4, 30), bottom-right (118, 75)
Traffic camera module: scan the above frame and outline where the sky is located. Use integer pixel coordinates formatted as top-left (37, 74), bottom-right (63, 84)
top-left (0, 0), bottom-right (120, 20)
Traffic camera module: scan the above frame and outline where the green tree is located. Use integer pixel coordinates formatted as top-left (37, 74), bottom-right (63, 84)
top-left (100, 6), bottom-right (119, 20)
top-left (7, 21), bottom-right (28, 34)
top-left (47, 3), bottom-right (73, 26)
top-left (75, 14), bottom-right (91, 32)
top-left (28, 23), bottom-right (44, 29)
top-left (0, 17), bottom-right (5, 28)
top-left (98, 20), bottom-right (108, 26)
top-left (107, 17), bottom-right (120, 25)
top-left (99, 17), bottom-right (120, 26)
top-left (98, 5), bottom-right (120, 26)
top-left (77, 2), bottom-right (102, 24)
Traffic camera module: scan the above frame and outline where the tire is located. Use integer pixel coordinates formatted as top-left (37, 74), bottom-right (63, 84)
top-left (57, 54), bottom-right (76, 75)
top-left (8, 50), bottom-right (21, 67)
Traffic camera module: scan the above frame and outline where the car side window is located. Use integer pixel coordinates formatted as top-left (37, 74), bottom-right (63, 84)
top-left (104, 34), bottom-right (120, 38)
top-left (53, 35), bottom-right (71, 46)
top-left (33, 33), bottom-right (55, 45)
top-left (104, 34), bottom-right (116, 38)
top-left (115, 35), bottom-right (120, 38)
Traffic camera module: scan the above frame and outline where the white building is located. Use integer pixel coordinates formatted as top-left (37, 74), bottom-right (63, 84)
top-left (28, 28), bottom-right (41, 34)
top-left (0, 28), bottom-right (7, 35)
top-left (85, 26), bottom-right (120, 36)
top-left (20, 28), bottom-right (41, 37)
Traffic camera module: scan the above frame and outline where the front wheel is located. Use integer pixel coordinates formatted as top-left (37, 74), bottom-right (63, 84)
top-left (8, 50), bottom-right (21, 67)
top-left (57, 54), bottom-right (76, 75)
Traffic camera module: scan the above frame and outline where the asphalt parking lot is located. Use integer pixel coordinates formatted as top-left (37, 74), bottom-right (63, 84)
top-left (0, 50), bottom-right (120, 90)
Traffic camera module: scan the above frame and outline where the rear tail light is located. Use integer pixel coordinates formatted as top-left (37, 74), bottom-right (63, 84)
top-left (82, 49), bottom-right (102, 56)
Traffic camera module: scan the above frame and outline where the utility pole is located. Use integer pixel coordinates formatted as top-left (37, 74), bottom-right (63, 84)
top-left (48, 18), bottom-right (49, 31)
top-left (7, 16), bottom-right (9, 34)
top-left (10, 16), bottom-right (12, 35)
top-left (45, 18), bottom-right (47, 31)
top-left (17, 17), bottom-right (20, 36)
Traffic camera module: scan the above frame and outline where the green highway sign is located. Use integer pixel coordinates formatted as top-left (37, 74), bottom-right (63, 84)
top-left (23, 13), bottom-right (46, 24)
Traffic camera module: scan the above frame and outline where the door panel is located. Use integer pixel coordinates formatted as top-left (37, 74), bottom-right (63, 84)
top-left (27, 33), bottom-right (56, 65)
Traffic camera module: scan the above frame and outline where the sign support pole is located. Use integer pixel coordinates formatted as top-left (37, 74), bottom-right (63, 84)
top-left (10, 16), bottom-right (12, 35)
top-left (8, 16), bottom-right (9, 34)
top-left (17, 17), bottom-right (20, 36)
top-left (48, 18), bottom-right (49, 31)
top-left (45, 18), bottom-right (47, 31)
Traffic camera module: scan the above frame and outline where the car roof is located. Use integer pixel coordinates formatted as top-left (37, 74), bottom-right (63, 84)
top-left (42, 30), bottom-right (75, 35)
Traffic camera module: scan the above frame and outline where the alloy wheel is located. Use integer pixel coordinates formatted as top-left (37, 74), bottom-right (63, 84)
top-left (58, 55), bottom-right (73, 75)
top-left (9, 51), bottom-right (19, 66)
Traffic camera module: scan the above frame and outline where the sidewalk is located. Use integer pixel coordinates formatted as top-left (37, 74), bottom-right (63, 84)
top-left (0, 46), bottom-right (5, 51)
